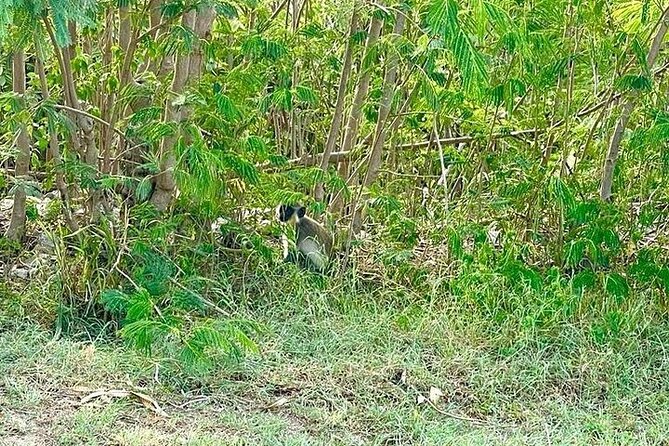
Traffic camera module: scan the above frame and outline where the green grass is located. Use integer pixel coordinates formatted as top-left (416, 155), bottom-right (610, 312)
top-left (1, 275), bottom-right (668, 445)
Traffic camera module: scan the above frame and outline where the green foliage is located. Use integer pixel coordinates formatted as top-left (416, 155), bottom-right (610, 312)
top-left (101, 283), bottom-right (260, 369)
top-left (96, 225), bottom-right (264, 369)
top-left (615, 73), bottom-right (652, 92)
top-left (241, 35), bottom-right (288, 60)
top-left (0, 0), bottom-right (96, 46)
top-left (1, 0), bottom-right (668, 380)
top-left (564, 201), bottom-right (622, 269)
top-left (0, 235), bottom-right (21, 262)
top-left (424, 0), bottom-right (488, 93)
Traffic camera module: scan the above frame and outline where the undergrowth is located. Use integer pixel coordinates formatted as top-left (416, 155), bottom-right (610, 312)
top-left (1, 194), bottom-right (669, 443)
top-left (1, 191), bottom-right (667, 380)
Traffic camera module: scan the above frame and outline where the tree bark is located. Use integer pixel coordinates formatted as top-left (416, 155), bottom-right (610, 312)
top-left (361, 12), bottom-right (405, 188)
top-left (351, 12), bottom-right (405, 232)
top-left (119, 4), bottom-right (131, 61)
top-left (6, 50), bottom-right (30, 242)
top-left (329, 9), bottom-right (383, 214)
top-left (119, 5), bottom-right (140, 87)
top-left (44, 15), bottom-right (97, 220)
top-left (36, 53), bottom-right (80, 233)
top-left (339, 12), bottom-right (383, 157)
top-left (149, 0), bottom-right (162, 40)
top-left (150, 7), bottom-right (216, 211)
top-left (189, 6), bottom-right (216, 79)
top-left (314, 2), bottom-right (359, 202)
top-left (600, 6), bottom-right (669, 201)
top-left (150, 11), bottom-right (195, 211)
top-left (101, 7), bottom-right (116, 175)
top-left (147, 0), bottom-right (169, 75)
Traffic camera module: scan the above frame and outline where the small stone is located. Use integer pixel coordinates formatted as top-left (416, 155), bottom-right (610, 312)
top-left (10, 267), bottom-right (30, 280)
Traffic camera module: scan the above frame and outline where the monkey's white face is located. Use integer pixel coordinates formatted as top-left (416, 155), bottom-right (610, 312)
top-left (276, 205), bottom-right (300, 225)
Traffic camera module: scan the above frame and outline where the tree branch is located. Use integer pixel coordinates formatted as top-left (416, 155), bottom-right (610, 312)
top-left (52, 104), bottom-right (129, 142)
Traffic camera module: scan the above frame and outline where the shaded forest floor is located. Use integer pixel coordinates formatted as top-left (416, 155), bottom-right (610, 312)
top-left (1, 298), bottom-right (668, 446)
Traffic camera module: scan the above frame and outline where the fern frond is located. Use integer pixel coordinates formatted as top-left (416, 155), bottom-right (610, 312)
top-left (294, 85), bottom-right (318, 105)
top-left (221, 153), bottom-right (260, 185)
top-left (424, 0), bottom-right (488, 93)
top-left (244, 135), bottom-right (268, 157)
top-left (215, 1), bottom-right (238, 19)
top-left (614, 74), bottom-right (651, 92)
top-left (215, 92), bottom-right (242, 122)
top-left (120, 319), bottom-right (170, 354)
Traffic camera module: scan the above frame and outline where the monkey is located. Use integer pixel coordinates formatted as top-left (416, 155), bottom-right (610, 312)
top-left (276, 204), bottom-right (333, 272)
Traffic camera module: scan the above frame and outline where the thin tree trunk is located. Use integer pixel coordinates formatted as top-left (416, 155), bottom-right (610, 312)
top-left (560, 26), bottom-right (580, 177)
top-left (296, 0), bottom-right (308, 27)
top-left (329, 79), bottom-right (420, 214)
top-left (314, 2), bottom-right (359, 202)
top-left (150, 8), bottom-right (216, 210)
top-left (6, 50), bottom-right (30, 242)
top-left (44, 19), bottom-right (83, 158)
top-left (117, 4), bottom-right (148, 181)
top-left (60, 24), bottom-right (99, 220)
top-left (329, 159), bottom-right (349, 213)
top-left (101, 7), bottom-right (115, 175)
top-left (289, 0), bottom-right (301, 161)
top-left (290, 73), bottom-right (299, 160)
top-left (351, 12), bottom-right (405, 232)
top-left (36, 54), bottom-right (80, 232)
top-left (434, 118), bottom-right (449, 212)
top-left (189, 6), bottom-right (216, 78)
top-left (292, 0), bottom-right (299, 30)
top-left (44, 16), bottom-right (96, 219)
top-left (67, 21), bottom-right (78, 63)
top-left (148, 0), bottom-right (169, 74)
top-left (329, 10), bottom-right (383, 215)
top-left (150, 11), bottom-right (195, 211)
top-left (541, 1), bottom-right (573, 166)
top-left (119, 7), bottom-right (140, 87)
top-left (148, 0), bottom-right (162, 40)
top-left (339, 10), bottom-right (383, 156)
top-left (361, 12), bottom-right (405, 188)
top-left (119, 5), bottom-right (131, 60)
top-left (600, 7), bottom-right (669, 201)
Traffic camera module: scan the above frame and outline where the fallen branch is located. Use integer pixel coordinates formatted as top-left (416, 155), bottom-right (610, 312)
top-left (52, 103), bottom-right (129, 142)
top-left (397, 128), bottom-right (541, 150)
top-left (283, 129), bottom-right (543, 166)
top-left (290, 60), bottom-right (669, 167)
top-left (288, 150), bottom-right (350, 165)
top-left (80, 388), bottom-right (168, 417)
